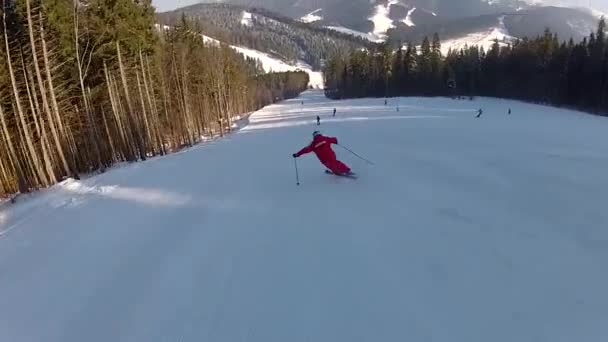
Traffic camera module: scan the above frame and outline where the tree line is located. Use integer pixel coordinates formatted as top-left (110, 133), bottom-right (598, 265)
top-left (325, 18), bottom-right (608, 115)
top-left (0, 0), bottom-right (308, 197)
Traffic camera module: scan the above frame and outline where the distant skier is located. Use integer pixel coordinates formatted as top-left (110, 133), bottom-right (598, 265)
top-left (508, 108), bottom-right (512, 115)
top-left (293, 131), bottom-right (352, 176)
top-left (476, 108), bottom-right (483, 118)
top-left (316, 115), bottom-right (321, 126)
top-left (333, 108), bottom-right (337, 117)
top-left (384, 99), bottom-right (388, 106)
top-left (301, 101), bottom-right (304, 106)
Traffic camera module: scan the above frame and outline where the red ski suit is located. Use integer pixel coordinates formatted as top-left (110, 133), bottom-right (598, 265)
top-left (295, 135), bottom-right (351, 174)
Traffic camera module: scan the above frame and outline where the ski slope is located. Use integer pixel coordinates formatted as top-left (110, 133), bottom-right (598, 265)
top-left (433, 15), bottom-right (516, 55)
top-left (369, 0), bottom-right (397, 39)
top-left (300, 8), bottom-right (323, 23)
top-left (2, 91), bottom-right (608, 342)
top-left (326, 25), bottom-right (385, 42)
top-left (201, 35), bottom-right (324, 89)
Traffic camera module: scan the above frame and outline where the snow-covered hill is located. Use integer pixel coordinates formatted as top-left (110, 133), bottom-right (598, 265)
top-left (201, 34), bottom-right (323, 88)
top-left (190, 0), bottom-right (600, 46)
top-left (300, 8), bottom-right (323, 23)
top-left (326, 25), bottom-right (384, 43)
top-left (439, 15), bottom-right (516, 55)
top-left (2, 90), bottom-right (608, 342)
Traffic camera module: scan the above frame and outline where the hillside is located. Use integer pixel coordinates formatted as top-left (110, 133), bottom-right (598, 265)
top-left (191, 0), bottom-right (600, 46)
top-left (157, 4), bottom-right (373, 71)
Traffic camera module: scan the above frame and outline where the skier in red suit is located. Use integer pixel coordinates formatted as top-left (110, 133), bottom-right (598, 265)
top-left (293, 131), bottom-right (352, 175)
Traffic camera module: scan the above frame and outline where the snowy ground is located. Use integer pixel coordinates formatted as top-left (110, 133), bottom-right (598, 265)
top-left (201, 35), bottom-right (324, 89)
top-left (2, 91), bottom-right (608, 342)
top-left (436, 15), bottom-right (516, 55)
top-left (300, 9), bottom-right (323, 23)
top-left (326, 25), bottom-right (385, 43)
top-left (369, 0), bottom-right (397, 39)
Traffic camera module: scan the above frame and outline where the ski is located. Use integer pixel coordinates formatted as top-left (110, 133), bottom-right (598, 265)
top-left (325, 170), bottom-right (358, 179)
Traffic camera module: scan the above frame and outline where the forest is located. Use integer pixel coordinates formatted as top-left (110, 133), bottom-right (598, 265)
top-left (0, 0), bottom-right (309, 197)
top-left (325, 19), bottom-right (608, 115)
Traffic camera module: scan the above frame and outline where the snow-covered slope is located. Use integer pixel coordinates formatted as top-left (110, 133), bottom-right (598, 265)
top-left (403, 7), bottom-right (417, 26)
top-left (202, 35), bottom-right (323, 88)
top-left (326, 25), bottom-right (384, 43)
top-left (240, 11), bottom-right (253, 26)
top-left (2, 90), bottom-right (608, 342)
top-left (300, 8), bottom-right (323, 23)
top-left (369, 0), bottom-right (397, 39)
top-left (438, 15), bottom-right (516, 55)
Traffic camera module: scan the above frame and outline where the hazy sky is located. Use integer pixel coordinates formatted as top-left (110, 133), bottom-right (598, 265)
top-left (151, 0), bottom-right (608, 14)
top-left (153, 0), bottom-right (201, 12)
top-left (528, 0), bottom-right (608, 13)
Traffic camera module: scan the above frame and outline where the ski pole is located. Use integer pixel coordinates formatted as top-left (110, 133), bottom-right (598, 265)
top-left (294, 157), bottom-right (300, 186)
top-left (337, 144), bottom-right (375, 165)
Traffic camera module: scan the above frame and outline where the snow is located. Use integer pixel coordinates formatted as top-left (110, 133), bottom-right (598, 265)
top-left (326, 25), bottom-right (385, 43)
top-left (2, 90), bottom-right (608, 341)
top-left (300, 8), bottom-right (323, 23)
top-left (590, 8), bottom-right (607, 18)
top-left (437, 15), bottom-right (516, 55)
top-left (201, 34), bottom-right (323, 88)
top-left (240, 11), bottom-right (253, 27)
top-left (567, 18), bottom-right (596, 36)
top-left (230, 45), bottom-right (323, 88)
top-left (403, 7), bottom-right (416, 27)
top-left (369, 0), bottom-right (398, 39)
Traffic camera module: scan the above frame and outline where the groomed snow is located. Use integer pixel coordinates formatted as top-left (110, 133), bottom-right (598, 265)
top-left (326, 25), bottom-right (385, 43)
top-left (435, 15), bottom-right (516, 55)
top-left (300, 8), bottom-right (323, 23)
top-left (403, 7), bottom-right (416, 27)
top-left (2, 90), bottom-right (608, 342)
top-left (201, 35), bottom-right (324, 88)
top-left (369, 0), bottom-right (398, 39)
top-left (240, 11), bottom-right (253, 27)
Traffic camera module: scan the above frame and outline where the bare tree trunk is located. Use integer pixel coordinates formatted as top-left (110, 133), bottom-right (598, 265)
top-left (101, 107), bottom-right (117, 161)
top-left (142, 53), bottom-right (163, 154)
top-left (4, 2), bottom-right (48, 186)
top-left (24, 0), bottom-right (70, 177)
top-left (22, 52), bottom-right (56, 183)
top-left (116, 41), bottom-right (146, 160)
top-left (0, 103), bottom-right (26, 193)
top-left (136, 70), bottom-right (153, 153)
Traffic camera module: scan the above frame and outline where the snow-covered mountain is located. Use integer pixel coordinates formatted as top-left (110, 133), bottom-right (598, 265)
top-left (157, 4), bottom-right (371, 71)
top-left (194, 0), bottom-right (601, 46)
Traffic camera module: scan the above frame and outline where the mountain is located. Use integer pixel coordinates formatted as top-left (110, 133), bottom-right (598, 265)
top-left (157, 3), bottom-right (373, 71)
top-left (192, 0), bottom-right (601, 46)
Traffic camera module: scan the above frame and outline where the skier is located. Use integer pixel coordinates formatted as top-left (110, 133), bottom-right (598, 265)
top-left (293, 131), bottom-right (352, 176)
top-left (316, 115), bottom-right (321, 126)
top-left (476, 108), bottom-right (483, 118)
top-left (508, 108), bottom-right (512, 115)
top-left (384, 99), bottom-right (388, 106)
top-left (333, 108), bottom-right (337, 117)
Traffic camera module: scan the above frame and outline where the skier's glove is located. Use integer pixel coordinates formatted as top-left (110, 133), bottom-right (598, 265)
top-left (292, 153), bottom-right (297, 158)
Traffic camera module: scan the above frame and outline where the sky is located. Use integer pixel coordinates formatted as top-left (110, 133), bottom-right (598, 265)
top-left (527, 0), bottom-right (608, 13)
top-left (153, 0), bottom-right (202, 12)
top-left (151, 0), bottom-right (608, 14)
